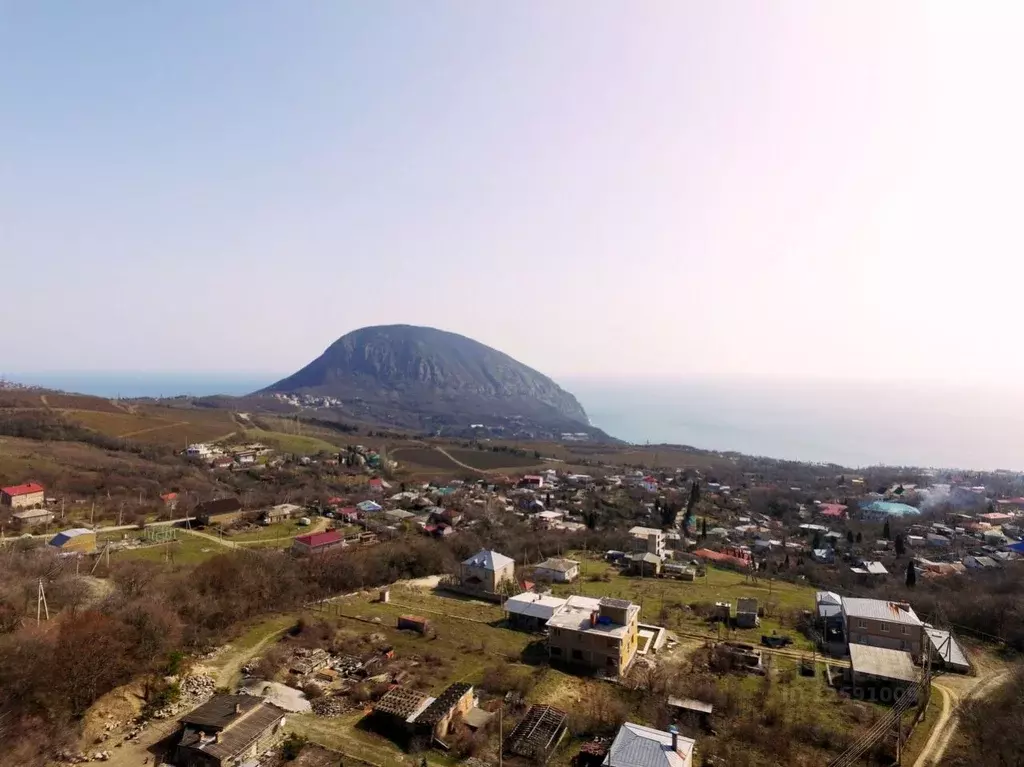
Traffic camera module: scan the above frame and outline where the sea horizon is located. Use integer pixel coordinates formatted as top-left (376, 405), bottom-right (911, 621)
top-left (5, 371), bottom-right (1023, 472)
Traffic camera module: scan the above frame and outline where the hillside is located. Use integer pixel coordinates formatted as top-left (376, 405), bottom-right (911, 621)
top-left (260, 324), bottom-right (603, 439)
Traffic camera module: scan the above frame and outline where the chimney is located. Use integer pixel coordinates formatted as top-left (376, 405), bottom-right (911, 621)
top-left (668, 725), bottom-right (679, 754)
top-left (235, 702), bottom-right (242, 714)
top-left (590, 610), bottom-right (598, 627)
top-left (214, 732), bottom-right (221, 744)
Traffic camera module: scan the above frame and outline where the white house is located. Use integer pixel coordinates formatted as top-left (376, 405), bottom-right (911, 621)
top-left (533, 557), bottom-right (580, 583)
top-left (629, 526), bottom-right (666, 558)
top-left (186, 443), bottom-right (212, 459)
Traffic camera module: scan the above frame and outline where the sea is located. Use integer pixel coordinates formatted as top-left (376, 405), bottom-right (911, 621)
top-left (7, 372), bottom-right (1023, 471)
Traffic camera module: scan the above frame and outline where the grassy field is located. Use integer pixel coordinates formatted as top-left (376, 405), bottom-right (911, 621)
top-left (112, 532), bottom-right (227, 565)
top-left (391, 447), bottom-right (470, 472)
top-left (228, 519), bottom-right (307, 542)
top-left (238, 428), bottom-right (340, 455)
top-left (551, 555), bottom-right (818, 650)
top-left (442, 447), bottom-right (543, 471)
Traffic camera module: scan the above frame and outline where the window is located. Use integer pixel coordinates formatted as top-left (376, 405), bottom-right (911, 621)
top-left (572, 649), bottom-right (583, 661)
top-left (880, 622), bottom-right (889, 633)
top-left (607, 656), bottom-right (617, 667)
top-left (857, 620), bottom-right (867, 629)
top-left (901, 625), bottom-right (909, 636)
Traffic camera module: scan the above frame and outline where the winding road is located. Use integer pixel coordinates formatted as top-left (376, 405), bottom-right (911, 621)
top-left (913, 667), bottom-right (1012, 767)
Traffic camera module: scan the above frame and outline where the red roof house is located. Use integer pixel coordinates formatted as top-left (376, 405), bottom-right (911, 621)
top-left (291, 529), bottom-right (345, 555)
top-left (818, 503), bottom-right (848, 519)
top-left (1, 482), bottom-right (45, 507)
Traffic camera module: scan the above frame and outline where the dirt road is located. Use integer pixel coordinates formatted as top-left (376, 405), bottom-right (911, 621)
top-left (912, 665), bottom-right (1012, 767)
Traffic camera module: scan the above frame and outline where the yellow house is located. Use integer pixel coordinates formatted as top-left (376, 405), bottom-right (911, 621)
top-left (546, 596), bottom-right (640, 676)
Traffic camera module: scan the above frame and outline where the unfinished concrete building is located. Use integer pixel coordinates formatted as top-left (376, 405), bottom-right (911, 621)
top-left (546, 596), bottom-right (640, 676)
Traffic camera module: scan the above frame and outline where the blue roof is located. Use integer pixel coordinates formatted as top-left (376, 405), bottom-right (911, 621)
top-left (861, 500), bottom-right (921, 517)
top-left (48, 528), bottom-right (93, 547)
top-left (1006, 540), bottom-right (1024, 554)
top-left (357, 500), bottom-right (382, 512)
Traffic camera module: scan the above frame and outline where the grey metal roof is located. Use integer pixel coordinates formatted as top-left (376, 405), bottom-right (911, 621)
top-left (535, 557), bottom-right (579, 573)
top-left (603, 722), bottom-right (693, 767)
top-left (924, 627), bottom-right (971, 670)
top-left (462, 549), bottom-right (514, 571)
top-left (842, 598), bottom-right (922, 626)
top-left (848, 644), bottom-right (918, 683)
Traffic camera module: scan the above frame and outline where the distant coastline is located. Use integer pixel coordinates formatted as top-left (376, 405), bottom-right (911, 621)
top-left (7, 372), bottom-right (1024, 471)
top-left (4, 372), bottom-right (277, 399)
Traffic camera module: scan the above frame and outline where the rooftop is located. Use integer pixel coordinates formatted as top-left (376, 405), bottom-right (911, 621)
top-left (179, 698), bottom-right (286, 762)
top-left (2, 482), bottom-right (44, 496)
top-left (629, 526), bottom-right (663, 537)
top-left (180, 695), bottom-right (263, 730)
top-left (504, 592), bottom-right (568, 620)
top-left (848, 644), bottom-right (918, 683)
top-left (842, 598), bottom-right (922, 626)
top-left (295, 530), bottom-right (343, 548)
top-left (462, 549), bottom-right (515, 571)
top-left (374, 686), bottom-right (432, 722)
top-left (546, 595), bottom-right (639, 638)
top-left (416, 683), bottom-right (473, 727)
top-left (536, 558), bottom-right (579, 573)
top-left (603, 721), bottom-right (695, 767)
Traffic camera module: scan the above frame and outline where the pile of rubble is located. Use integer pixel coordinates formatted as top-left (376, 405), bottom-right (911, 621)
top-left (151, 674), bottom-right (217, 719)
top-left (310, 697), bottom-right (353, 717)
top-left (55, 750), bottom-right (112, 764)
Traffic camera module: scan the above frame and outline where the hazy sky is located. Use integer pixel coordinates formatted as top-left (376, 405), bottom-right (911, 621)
top-left (3, 2), bottom-right (1022, 382)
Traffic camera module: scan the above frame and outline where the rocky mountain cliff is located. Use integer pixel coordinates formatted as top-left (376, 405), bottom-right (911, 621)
top-left (260, 325), bottom-right (594, 435)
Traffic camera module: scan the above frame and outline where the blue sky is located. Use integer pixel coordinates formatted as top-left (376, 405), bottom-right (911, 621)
top-left (3, 2), bottom-right (1022, 383)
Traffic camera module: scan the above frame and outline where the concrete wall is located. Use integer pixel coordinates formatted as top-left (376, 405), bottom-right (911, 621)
top-left (846, 617), bottom-right (922, 655)
top-left (548, 616), bottom-right (638, 675)
top-left (2, 491), bottom-right (44, 509)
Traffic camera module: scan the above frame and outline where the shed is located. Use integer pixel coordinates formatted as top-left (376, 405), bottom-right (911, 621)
top-left (48, 528), bottom-right (96, 555)
top-left (397, 615), bottom-right (431, 634)
top-left (924, 627), bottom-right (971, 673)
top-left (735, 598), bottom-right (759, 628)
top-left (415, 682), bottom-right (474, 738)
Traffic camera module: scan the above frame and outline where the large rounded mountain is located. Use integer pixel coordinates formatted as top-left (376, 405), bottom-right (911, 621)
top-left (260, 325), bottom-right (592, 433)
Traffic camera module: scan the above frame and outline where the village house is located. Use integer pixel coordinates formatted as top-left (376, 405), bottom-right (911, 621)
top-left (174, 694), bottom-right (287, 767)
top-left (841, 597), bottom-right (924, 655)
top-left (533, 557), bottom-right (580, 583)
top-left (629, 526), bottom-right (666, 558)
top-left (848, 644), bottom-right (919, 703)
top-left (291, 529), bottom-right (345, 555)
top-left (546, 595), bottom-right (640, 676)
top-left (460, 549), bottom-right (516, 594)
top-left (185, 443), bottom-right (213, 460)
top-left (11, 507), bottom-right (55, 529)
top-left (262, 503), bottom-right (301, 524)
top-left (1, 482), bottom-right (45, 509)
top-left (603, 722), bottom-right (695, 767)
top-left (625, 552), bottom-right (662, 577)
top-left (521, 474), bottom-right (545, 489)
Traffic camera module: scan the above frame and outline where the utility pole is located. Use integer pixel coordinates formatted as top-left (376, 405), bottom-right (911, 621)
top-left (498, 705), bottom-right (503, 767)
top-left (36, 580), bottom-right (49, 624)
